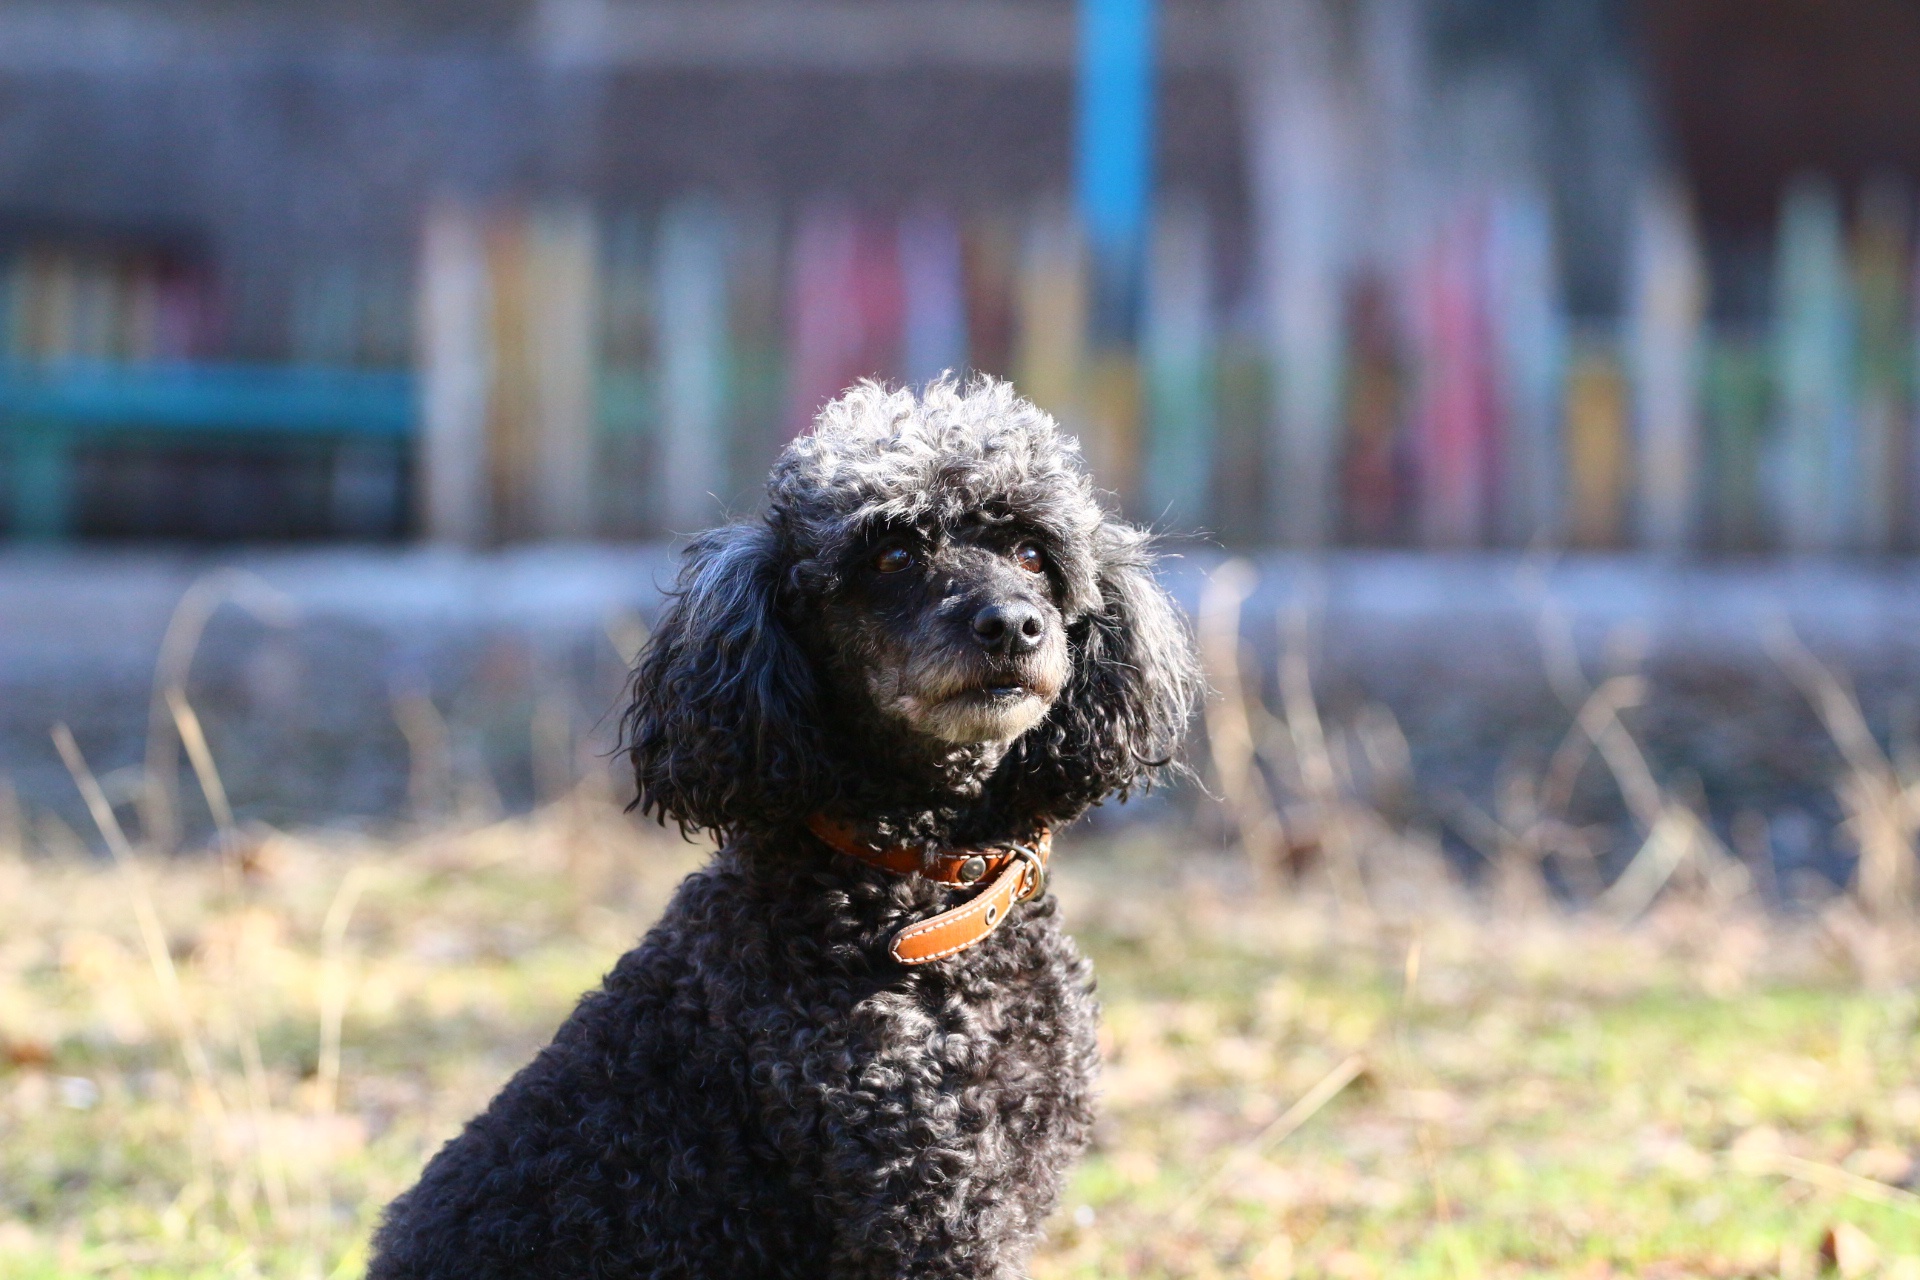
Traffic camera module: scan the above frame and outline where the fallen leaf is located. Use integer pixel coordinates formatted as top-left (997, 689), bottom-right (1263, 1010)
top-left (1, 1039), bottom-right (52, 1069)
top-left (1821, 1222), bottom-right (1878, 1278)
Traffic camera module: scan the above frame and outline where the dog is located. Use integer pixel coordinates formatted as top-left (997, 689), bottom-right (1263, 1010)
top-left (369, 376), bottom-right (1199, 1279)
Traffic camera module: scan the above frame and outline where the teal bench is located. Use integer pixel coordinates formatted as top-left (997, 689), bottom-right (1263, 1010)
top-left (0, 362), bottom-right (416, 539)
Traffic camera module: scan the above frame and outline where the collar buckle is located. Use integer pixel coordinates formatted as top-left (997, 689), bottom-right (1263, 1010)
top-left (1006, 844), bottom-right (1047, 903)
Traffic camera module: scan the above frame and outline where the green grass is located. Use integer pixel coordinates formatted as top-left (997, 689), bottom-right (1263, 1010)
top-left (3, 808), bottom-right (1919, 1279)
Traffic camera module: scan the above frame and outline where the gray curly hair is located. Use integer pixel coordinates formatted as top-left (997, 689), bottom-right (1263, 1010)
top-left (623, 374), bottom-right (1201, 842)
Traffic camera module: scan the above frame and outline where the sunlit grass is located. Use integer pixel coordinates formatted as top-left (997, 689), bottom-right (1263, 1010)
top-left (1052, 851), bottom-right (1920, 1278)
top-left (3, 801), bottom-right (1920, 1279)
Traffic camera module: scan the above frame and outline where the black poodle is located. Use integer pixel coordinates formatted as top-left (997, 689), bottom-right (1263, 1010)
top-left (369, 377), bottom-right (1200, 1279)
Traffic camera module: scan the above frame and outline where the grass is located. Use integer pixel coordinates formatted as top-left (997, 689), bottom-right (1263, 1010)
top-left (8, 560), bottom-right (1920, 1277)
top-left (3, 795), bottom-right (1920, 1279)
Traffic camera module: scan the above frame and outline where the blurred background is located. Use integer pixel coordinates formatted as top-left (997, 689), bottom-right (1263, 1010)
top-left (0, 0), bottom-right (1914, 551)
top-left (6, 0), bottom-right (1920, 872)
top-left (11, 3), bottom-right (1920, 1275)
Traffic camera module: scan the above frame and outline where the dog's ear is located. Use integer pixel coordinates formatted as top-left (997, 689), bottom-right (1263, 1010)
top-left (1013, 519), bottom-right (1201, 817)
top-left (623, 523), bottom-right (821, 839)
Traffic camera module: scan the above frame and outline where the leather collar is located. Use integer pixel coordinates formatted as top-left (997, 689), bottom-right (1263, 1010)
top-left (806, 814), bottom-right (1052, 965)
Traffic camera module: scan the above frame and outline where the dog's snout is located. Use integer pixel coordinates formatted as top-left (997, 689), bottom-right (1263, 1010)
top-left (971, 602), bottom-right (1046, 656)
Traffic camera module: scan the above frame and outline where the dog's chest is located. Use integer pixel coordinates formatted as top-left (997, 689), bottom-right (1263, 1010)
top-left (798, 909), bottom-right (1100, 1169)
top-left (724, 854), bottom-right (1102, 1227)
top-left (863, 926), bottom-right (1094, 1087)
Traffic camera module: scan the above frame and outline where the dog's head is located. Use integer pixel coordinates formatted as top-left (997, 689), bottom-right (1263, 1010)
top-left (623, 377), bottom-right (1199, 841)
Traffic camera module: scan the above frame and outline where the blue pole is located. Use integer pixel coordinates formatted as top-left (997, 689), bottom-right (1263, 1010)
top-left (1077, 0), bottom-right (1157, 344)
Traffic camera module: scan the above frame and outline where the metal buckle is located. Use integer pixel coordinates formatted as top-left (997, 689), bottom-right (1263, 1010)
top-left (1007, 844), bottom-right (1046, 903)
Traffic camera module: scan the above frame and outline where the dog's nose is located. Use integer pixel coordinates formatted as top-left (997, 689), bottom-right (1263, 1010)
top-left (971, 602), bottom-right (1046, 656)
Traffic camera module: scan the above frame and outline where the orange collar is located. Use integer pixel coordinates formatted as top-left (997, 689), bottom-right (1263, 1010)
top-left (806, 814), bottom-right (1052, 965)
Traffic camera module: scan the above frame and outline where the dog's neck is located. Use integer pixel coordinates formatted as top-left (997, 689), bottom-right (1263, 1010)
top-left (815, 711), bottom-right (1044, 849)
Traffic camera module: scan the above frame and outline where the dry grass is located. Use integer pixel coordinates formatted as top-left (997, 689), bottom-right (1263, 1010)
top-left (0, 781), bottom-right (700, 1279)
top-left (1053, 842), bottom-right (1920, 1279)
top-left (5, 805), bottom-right (1920, 1278)
top-left (7, 563), bottom-right (1920, 1277)
top-left (7, 794), bottom-right (1920, 1274)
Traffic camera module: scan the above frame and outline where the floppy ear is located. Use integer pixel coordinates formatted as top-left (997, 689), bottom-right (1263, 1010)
top-left (622, 522), bottom-right (822, 839)
top-left (1011, 519), bottom-right (1202, 818)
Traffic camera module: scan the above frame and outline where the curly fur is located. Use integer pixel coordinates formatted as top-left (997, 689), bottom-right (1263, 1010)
top-left (369, 376), bottom-right (1200, 1279)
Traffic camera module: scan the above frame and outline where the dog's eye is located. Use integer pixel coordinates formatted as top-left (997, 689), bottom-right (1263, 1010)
top-left (1014, 543), bottom-right (1046, 574)
top-left (874, 545), bottom-right (914, 574)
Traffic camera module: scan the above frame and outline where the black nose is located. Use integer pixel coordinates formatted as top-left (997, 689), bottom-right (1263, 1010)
top-left (971, 602), bottom-right (1046, 656)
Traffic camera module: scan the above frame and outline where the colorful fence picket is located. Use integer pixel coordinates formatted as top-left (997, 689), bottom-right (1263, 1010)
top-left (5, 177), bottom-right (1920, 552)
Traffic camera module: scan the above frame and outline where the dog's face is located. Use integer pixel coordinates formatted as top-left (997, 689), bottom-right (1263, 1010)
top-left (813, 512), bottom-right (1074, 747)
top-left (624, 378), bottom-right (1201, 839)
